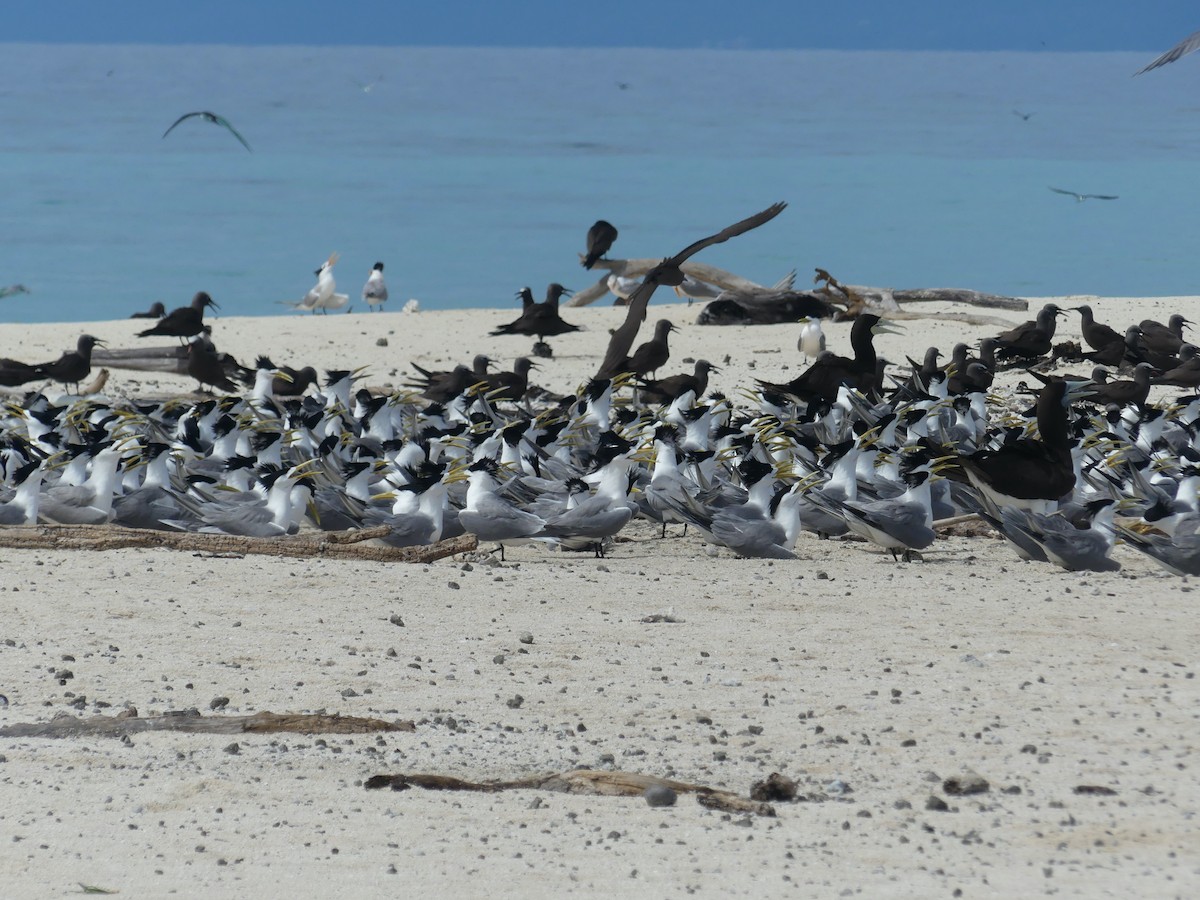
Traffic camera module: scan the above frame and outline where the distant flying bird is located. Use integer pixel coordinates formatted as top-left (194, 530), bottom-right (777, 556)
top-left (1012, 109), bottom-right (1034, 121)
top-left (1049, 186), bottom-right (1118, 202)
top-left (1135, 29), bottom-right (1200, 76)
top-left (352, 76), bottom-right (384, 93)
top-left (162, 111), bottom-right (252, 153)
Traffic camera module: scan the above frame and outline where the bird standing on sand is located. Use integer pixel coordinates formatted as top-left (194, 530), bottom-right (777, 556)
top-left (162, 111), bottom-right (252, 152)
top-left (186, 340), bottom-right (239, 394)
top-left (291, 254), bottom-right (348, 314)
top-left (952, 379), bottom-right (1078, 514)
top-left (756, 314), bottom-right (893, 403)
top-left (362, 262), bottom-right (388, 312)
top-left (489, 284), bottom-right (580, 358)
top-left (797, 316), bottom-right (826, 363)
top-left (582, 220), bottom-right (618, 269)
top-left (32, 334), bottom-right (105, 393)
top-left (138, 291), bottom-right (219, 342)
top-left (990, 303), bottom-right (1064, 362)
top-left (639, 359), bottom-right (717, 405)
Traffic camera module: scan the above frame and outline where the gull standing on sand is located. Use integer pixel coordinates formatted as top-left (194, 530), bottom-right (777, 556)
top-left (362, 262), bottom-right (388, 312)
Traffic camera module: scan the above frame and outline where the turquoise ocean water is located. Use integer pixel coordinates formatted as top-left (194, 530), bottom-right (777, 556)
top-left (3, 44), bottom-right (1200, 323)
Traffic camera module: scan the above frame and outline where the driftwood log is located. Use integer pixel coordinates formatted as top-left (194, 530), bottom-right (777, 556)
top-left (0, 523), bottom-right (477, 562)
top-left (0, 709), bottom-right (415, 739)
top-left (93, 344), bottom-right (190, 375)
top-left (366, 769), bottom-right (778, 816)
top-left (822, 284), bottom-right (1028, 316)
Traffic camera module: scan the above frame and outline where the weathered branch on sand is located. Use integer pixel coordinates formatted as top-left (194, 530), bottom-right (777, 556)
top-left (0, 523), bottom-right (477, 562)
top-left (0, 709), bottom-right (415, 739)
top-left (366, 768), bottom-right (778, 816)
top-left (567, 259), bottom-right (768, 307)
top-left (830, 285), bottom-right (1028, 315)
top-left (93, 345), bottom-right (189, 375)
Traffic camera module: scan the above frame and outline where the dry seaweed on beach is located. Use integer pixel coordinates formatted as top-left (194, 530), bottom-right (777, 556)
top-left (0, 709), bottom-right (416, 739)
top-left (365, 769), bottom-right (778, 816)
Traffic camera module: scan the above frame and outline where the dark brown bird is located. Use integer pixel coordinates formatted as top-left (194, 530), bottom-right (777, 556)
top-left (1073, 304), bottom-right (1123, 352)
top-left (1083, 325), bottom-right (1141, 368)
top-left (186, 340), bottom-right (239, 393)
top-left (638, 359), bottom-right (717, 405)
top-left (953, 380), bottom-right (1077, 510)
top-left (1091, 362), bottom-right (1154, 408)
top-left (755, 314), bottom-right (891, 403)
top-left (33, 334), bottom-right (105, 392)
top-left (130, 301), bottom-right (166, 319)
top-left (602, 319), bottom-right (677, 380)
top-left (0, 357), bottom-right (42, 387)
top-left (406, 354), bottom-right (492, 402)
top-left (1138, 314), bottom-right (1190, 357)
top-left (595, 202), bottom-right (786, 380)
top-left (1154, 345), bottom-right (1200, 389)
top-left (992, 303), bottom-right (1063, 362)
top-left (138, 291), bottom-right (219, 342)
top-left (479, 357), bottom-right (537, 402)
top-left (582, 220), bottom-right (619, 269)
top-left (490, 284), bottom-right (580, 358)
top-left (274, 365), bottom-right (319, 397)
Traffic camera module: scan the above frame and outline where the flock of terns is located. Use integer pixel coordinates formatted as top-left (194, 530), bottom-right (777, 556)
top-left (1, 200), bottom-right (1200, 578)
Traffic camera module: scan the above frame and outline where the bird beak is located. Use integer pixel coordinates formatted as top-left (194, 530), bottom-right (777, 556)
top-left (872, 320), bottom-right (905, 336)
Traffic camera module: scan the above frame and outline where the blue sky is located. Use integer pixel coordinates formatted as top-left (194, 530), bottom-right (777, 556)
top-left (6, 2), bottom-right (1197, 50)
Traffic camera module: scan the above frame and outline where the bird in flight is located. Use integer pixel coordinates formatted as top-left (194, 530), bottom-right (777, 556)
top-left (1049, 187), bottom-right (1118, 202)
top-left (1135, 29), bottom-right (1200, 76)
top-left (595, 201), bottom-right (786, 380)
top-left (162, 111), bottom-right (252, 152)
top-left (1012, 109), bottom-right (1034, 121)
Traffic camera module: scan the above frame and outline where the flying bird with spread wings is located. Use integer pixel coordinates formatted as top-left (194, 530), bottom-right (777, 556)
top-left (1049, 187), bottom-right (1118, 202)
top-left (162, 111), bottom-right (253, 152)
top-left (1135, 29), bottom-right (1200, 76)
top-left (594, 201), bottom-right (786, 379)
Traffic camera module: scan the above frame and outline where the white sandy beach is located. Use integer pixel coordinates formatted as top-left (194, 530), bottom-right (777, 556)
top-left (1, 294), bottom-right (1198, 898)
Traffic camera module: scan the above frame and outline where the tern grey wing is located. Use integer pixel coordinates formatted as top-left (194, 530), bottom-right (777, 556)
top-left (196, 500), bottom-right (284, 537)
top-left (844, 498), bottom-right (936, 551)
top-left (1019, 512), bottom-right (1119, 573)
top-left (709, 507), bottom-right (795, 559)
top-left (459, 495), bottom-right (545, 542)
top-left (212, 114), bottom-right (253, 152)
top-left (162, 111), bottom-right (202, 139)
top-left (1135, 28), bottom-right (1200, 75)
top-left (1049, 187), bottom-right (1082, 200)
top-left (539, 496), bottom-right (633, 540)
